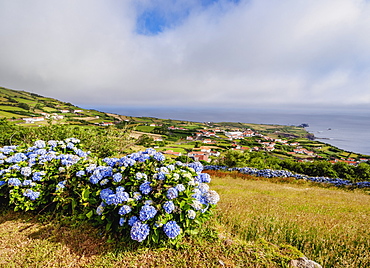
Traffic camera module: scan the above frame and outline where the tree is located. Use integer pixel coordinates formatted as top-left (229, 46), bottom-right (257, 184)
top-left (175, 155), bottom-right (193, 163)
top-left (354, 163), bottom-right (370, 182)
top-left (332, 162), bottom-right (354, 181)
top-left (136, 134), bottom-right (154, 147)
top-left (221, 150), bottom-right (250, 167)
top-left (18, 103), bottom-right (30, 110)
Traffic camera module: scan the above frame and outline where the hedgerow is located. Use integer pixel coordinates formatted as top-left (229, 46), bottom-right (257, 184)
top-left (0, 138), bottom-right (219, 244)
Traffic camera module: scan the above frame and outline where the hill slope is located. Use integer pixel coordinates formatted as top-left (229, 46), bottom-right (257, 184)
top-left (0, 86), bottom-right (119, 125)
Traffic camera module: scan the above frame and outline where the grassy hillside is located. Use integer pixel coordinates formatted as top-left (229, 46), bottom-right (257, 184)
top-left (1, 174), bottom-right (368, 267)
top-left (0, 86), bottom-right (117, 125)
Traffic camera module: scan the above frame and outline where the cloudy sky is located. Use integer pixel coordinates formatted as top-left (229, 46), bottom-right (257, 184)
top-left (1, 0), bottom-right (370, 112)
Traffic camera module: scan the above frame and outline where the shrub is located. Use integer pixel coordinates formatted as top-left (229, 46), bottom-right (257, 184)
top-left (0, 139), bottom-right (219, 244)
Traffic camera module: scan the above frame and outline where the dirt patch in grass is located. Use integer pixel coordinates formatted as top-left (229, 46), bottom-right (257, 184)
top-left (0, 211), bottom-right (109, 267)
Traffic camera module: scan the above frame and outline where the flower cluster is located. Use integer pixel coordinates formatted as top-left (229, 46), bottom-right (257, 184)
top-left (204, 165), bottom-right (370, 188)
top-left (87, 149), bottom-right (220, 243)
top-left (0, 140), bottom-right (219, 244)
top-left (0, 138), bottom-right (89, 211)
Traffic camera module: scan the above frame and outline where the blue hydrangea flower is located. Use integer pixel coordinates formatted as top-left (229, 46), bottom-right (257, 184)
top-left (6, 152), bottom-right (27, 163)
top-left (188, 162), bottom-right (203, 173)
top-left (205, 190), bottom-right (220, 205)
top-left (144, 200), bottom-right (153, 205)
top-left (128, 216), bottom-right (139, 226)
top-left (198, 183), bottom-right (210, 193)
top-left (153, 152), bottom-right (165, 161)
top-left (35, 149), bottom-right (47, 156)
top-left (59, 167), bottom-right (66, 173)
top-left (116, 191), bottom-right (129, 204)
top-left (166, 187), bottom-right (178, 200)
top-left (145, 148), bottom-right (156, 155)
top-left (175, 184), bottom-right (185, 192)
top-left (163, 220), bottom-right (181, 239)
top-left (196, 173), bottom-right (211, 183)
top-left (113, 173), bottom-right (122, 182)
top-left (132, 192), bottom-right (142, 201)
top-left (34, 140), bottom-right (46, 149)
top-left (105, 190), bottom-right (129, 205)
top-left (8, 178), bottom-right (22, 187)
top-left (119, 156), bottom-right (136, 167)
top-left (32, 171), bottom-right (45, 182)
top-left (119, 217), bottom-right (126, 226)
top-left (103, 157), bottom-right (120, 167)
top-left (191, 200), bottom-right (203, 211)
top-left (137, 154), bottom-right (150, 162)
top-left (76, 170), bottom-right (85, 177)
top-left (0, 181), bottom-right (6, 186)
top-left (56, 180), bottom-right (67, 191)
top-left (167, 164), bottom-right (175, 171)
top-left (100, 178), bottom-right (109, 186)
top-left (154, 172), bottom-right (166, 180)
top-left (47, 140), bottom-right (58, 148)
top-left (118, 205), bottom-right (132, 215)
top-left (187, 210), bottom-right (196, 219)
top-left (116, 186), bottom-right (125, 192)
top-left (139, 181), bottom-right (152, 195)
top-left (86, 164), bottom-right (97, 173)
top-left (74, 148), bottom-right (88, 158)
top-left (130, 221), bottom-right (150, 242)
top-left (135, 172), bottom-right (147, 180)
top-left (100, 188), bottom-right (114, 201)
top-left (139, 205), bottom-right (157, 221)
top-left (96, 203), bottom-right (105, 215)
top-left (192, 189), bottom-right (202, 200)
top-left (163, 201), bottom-right (175, 214)
top-left (23, 189), bottom-right (41, 200)
top-left (89, 175), bottom-right (99, 184)
top-left (159, 167), bottom-right (169, 173)
top-left (66, 142), bottom-right (75, 149)
top-left (23, 180), bottom-right (34, 186)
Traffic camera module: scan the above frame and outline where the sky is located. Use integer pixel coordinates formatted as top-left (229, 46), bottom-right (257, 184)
top-left (1, 0), bottom-right (370, 112)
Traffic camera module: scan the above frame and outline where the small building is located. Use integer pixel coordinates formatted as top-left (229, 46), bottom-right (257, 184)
top-left (188, 151), bottom-right (209, 162)
top-left (163, 150), bottom-right (182, 157)
top-left (22, 117), bottom-right (44, 123)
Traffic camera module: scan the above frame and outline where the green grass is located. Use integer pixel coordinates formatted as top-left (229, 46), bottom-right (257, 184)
top-left (0, 105), bottom-right (27, 112)
top-left (209, 171), bottom-right (370, 267)
top-left (1, 174), bottom-right (369, 267)
top-left (42, 107), bottom-right (59, 113)
top-left (135, 125), bottom-right (155, 132)
top-left (14, 98), bottom-right (37, 104)
top-left (0, 111), bottom-right (24, 118)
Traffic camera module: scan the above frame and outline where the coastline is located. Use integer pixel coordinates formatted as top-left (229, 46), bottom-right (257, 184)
top-left (96, 106), bottom-right (370, 156)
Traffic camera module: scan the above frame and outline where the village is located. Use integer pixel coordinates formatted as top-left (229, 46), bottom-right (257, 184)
top-left (157, 125), bottom-right (369, 166)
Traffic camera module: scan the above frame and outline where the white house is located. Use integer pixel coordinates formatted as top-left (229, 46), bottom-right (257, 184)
top-left (23, 117), bottom-right (44, 123)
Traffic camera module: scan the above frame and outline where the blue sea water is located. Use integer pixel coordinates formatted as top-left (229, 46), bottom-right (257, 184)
top-left (95, 106), bottom-right (370, 156)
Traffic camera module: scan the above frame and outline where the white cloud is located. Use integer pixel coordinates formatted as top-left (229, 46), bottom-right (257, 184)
top-left (0, 0), bottom-right (370, 110)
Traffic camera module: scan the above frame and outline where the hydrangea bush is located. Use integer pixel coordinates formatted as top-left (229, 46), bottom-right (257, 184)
top-left (204, 165), bottom-right (370, 188)
top-left (0, 139), bottom-right (220, 244)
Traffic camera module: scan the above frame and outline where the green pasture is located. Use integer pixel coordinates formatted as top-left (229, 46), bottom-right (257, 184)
top-left (2, 173), bottom-right (368, 267)
top-left (0, 105), bottom-right (27, 112)
top-left (42, 107), bottom-right (59, 113)
top-left (134, 125), bottom-right (155, 132)
top-left (0, 111), bottom-right (23, 118)
top-left (211, 173), bottom-right (370, 267)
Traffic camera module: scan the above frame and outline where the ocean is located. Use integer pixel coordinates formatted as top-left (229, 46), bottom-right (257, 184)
top-left (95, 106), bottom-right (370, 156)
